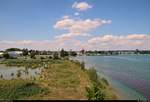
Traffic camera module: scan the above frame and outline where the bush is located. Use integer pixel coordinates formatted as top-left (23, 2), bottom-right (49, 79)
top-left (80, 61), bottom-right (85, 70)
top-left (101, 78), bottom-right (109, 86)
top-left (60, 49), bottom-right (69, 58)
top-left (40, 56), bottom-right (45, 60)
top-left (3, 53), bottom-right (10, 59)
top-left (0, 80), bottom-right (48, 100)
top-left (53, 52), bottom-right (59, 60)
top-left (87, 68), bottom-right (98, 83)
top-left (86, 83), bottom-right (105, 100)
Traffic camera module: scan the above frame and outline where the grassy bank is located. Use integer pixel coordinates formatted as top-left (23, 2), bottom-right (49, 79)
top-left (70, 60), bottom-right (117, 100)
top-left (0, 58), bottom-right (116, 100)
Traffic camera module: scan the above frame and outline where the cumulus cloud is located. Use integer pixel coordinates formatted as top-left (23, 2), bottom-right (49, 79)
top-left (1, 34), bottom-right (150, 51)
top-left (72, 2), bottom-right (92, 11)
top-left (54, 16), bottom-right (111, 41)
top-left (88, 34), bottom-right (150, 50)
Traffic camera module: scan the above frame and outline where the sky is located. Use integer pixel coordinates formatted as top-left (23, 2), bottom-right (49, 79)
top-left (0, 0), bottom-right (150, 50)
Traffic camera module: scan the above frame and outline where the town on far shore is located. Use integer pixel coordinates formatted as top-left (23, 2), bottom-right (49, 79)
top-left (0, 48), bottom-right (150, 59)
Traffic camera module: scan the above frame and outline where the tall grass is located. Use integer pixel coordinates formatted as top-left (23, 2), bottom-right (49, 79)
top-left (0, 80), bottom-right (48, 100)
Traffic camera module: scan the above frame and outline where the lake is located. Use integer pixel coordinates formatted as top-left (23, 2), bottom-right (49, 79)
top-left (73, 54), bottom-right (150, 100)
top-left (0, 64), bottom-right (42, 80)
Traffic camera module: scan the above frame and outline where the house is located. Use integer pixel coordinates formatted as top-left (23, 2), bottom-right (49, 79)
top-left (0, 52), bottom-right (4, 58)
top-left (8, 51), bottom-right (23, 58)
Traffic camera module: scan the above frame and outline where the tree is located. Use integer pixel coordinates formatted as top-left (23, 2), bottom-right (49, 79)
top-left (70, 51), bottom-right (77, 56)
top-left (60, 49), bottom-right (69, 58)
top-left (22, 48), bottom-right (28, 56)
top-left (53, 52), bottom-right (59, 59)
top-left (30, 51), bottom-right (36, 59)
top-left (3, 53), bottom-right (10, 59)
top-left (5, 48), bottom-right (21, 52)
top-left (80, 49), bottom-right (85, 54)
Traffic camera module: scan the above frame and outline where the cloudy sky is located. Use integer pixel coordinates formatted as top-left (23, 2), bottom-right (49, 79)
top-left (0, 0), bottom-right (150, 50)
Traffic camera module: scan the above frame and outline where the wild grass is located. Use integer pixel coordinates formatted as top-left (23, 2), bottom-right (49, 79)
top-left (34, 60), bottom-right (91, 99)
top-left (0, 79), bottom-right (48, 100)
top-left (0, 58), bottom-right (63, 68)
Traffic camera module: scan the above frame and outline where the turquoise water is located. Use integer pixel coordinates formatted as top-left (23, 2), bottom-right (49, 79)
top-left (74, 55), bottom-right (150, 100)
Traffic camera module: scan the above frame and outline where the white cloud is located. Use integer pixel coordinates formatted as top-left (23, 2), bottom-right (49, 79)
top-left (72, 2), bottom-right (92, 11)
top-left (54, 16), bottom-right (111, 40)
top-left (88, 34), bottom-right (150, 50)
top-left (1, 34), bottom-right (150, 51)
top-left (126, 34), bottom-right (147, 40)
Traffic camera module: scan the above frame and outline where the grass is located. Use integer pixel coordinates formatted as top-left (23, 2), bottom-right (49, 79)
top-left (0, 57), bottom-right (63, 68)
top-left (85, 67), bottom-right (117, 100)
top-left (30, 60), bottom-right (91, 100)
top-left (0, 58), bottom-right (117, 100)
top-left (0, 79), bottom-right (48, 100)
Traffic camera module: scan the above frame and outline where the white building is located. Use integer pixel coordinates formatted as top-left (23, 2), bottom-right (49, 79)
top-left (0, 52), bottom-right (4, 57)
top-left (8, 51), bottom-right (23, 58)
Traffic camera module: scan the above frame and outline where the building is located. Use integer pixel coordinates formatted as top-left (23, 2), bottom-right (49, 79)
top-left (0, 52), bottom-right (4, 58)
top-left (8, 51), bottom-right (23, 58)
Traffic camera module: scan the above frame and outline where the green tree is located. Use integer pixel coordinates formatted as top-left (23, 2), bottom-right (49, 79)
top-left (5, 48), bottom-right (21, 52)
top-left (3, 53), bottom-right (10, 59)
top-left (60, 49), bottom-right (69, 58)
top-left (53, 52), bottom-right (59, 59)
top-left (22, 49), bottom-right (28, 56)
top-left (70, 51), bottom-right (77, 56)
top-left (30, 52), bottom-right (36, 59)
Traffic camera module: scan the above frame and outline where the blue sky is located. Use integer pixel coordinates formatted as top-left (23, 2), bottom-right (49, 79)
top-left (0, 0), bottom-right (150, 50)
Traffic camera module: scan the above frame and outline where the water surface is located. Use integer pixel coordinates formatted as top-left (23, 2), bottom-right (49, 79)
top-left (73, 55), bottom-right (150, 100)
top-left (0, 64), bottom-right (42, 80)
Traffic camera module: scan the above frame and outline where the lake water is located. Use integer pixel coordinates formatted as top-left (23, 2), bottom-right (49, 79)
top-left (73, 55), bottom-right (150, 100)
top-left (0, 64), bottom-right (42, 80)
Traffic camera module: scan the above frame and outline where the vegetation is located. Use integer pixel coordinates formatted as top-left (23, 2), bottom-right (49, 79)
top-left (3, 52), bottom-right (10, 59)
top-left (0, 58), bottom-right (49, 68)
top-left (22, 48), bottom-right (29, 56)
top-left (0, 80), bottom-right (48, 100)
top-left (69, 51), bottom-right (77, 56)
top-left (0, 48), bottom-right (117, 100)
top-left (5, 48), bottom-right (22, 52)
top-left (60, 49), bottom-right (69, 58)
top-left (30, 51), bottom-right (36, 59)
top-left (70, 60), bottom-right (117, 100)
top-left (27, 60), bottom-right (91, 99)
top-left (80, 61), bottom-right (85, 70)
top-left (86, 83), bottom-right (105, 100)
top-left (53, 52), bottom-right (60, 60)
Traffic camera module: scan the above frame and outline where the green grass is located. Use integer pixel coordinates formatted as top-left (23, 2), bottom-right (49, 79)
top-left (34, 60), bottom-right (91, 99)
top-left (0, 79), bottom-right (48, 100)
top-left (0, 58), bottom-right (63, 68)
top-left (0, 58), bottom-right (117, 100)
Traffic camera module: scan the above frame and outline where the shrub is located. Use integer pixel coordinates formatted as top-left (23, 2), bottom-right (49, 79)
top-left (0, 80), bottom-right (48, 99)
top-left (86, 83), bottom-right (105, 100)
top-left (87, 68), bottom-right (98, 83)
top-left (53, 52), bottom-right (59, 60)
top-left (3, 53), bottom-right (10, 59)
top-left (101, 78), bottom-right (109, 86)
top-left (80, 61), bottom-right (85, 70)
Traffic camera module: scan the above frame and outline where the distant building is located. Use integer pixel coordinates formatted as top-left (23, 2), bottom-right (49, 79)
top-left (0, 52), bottom-right (4, 58)
top-left (8, 51), bottom-right (23, 58)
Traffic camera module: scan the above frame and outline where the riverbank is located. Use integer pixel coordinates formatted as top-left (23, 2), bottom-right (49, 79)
top-left (0, 58), bottom-right (117, 100)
